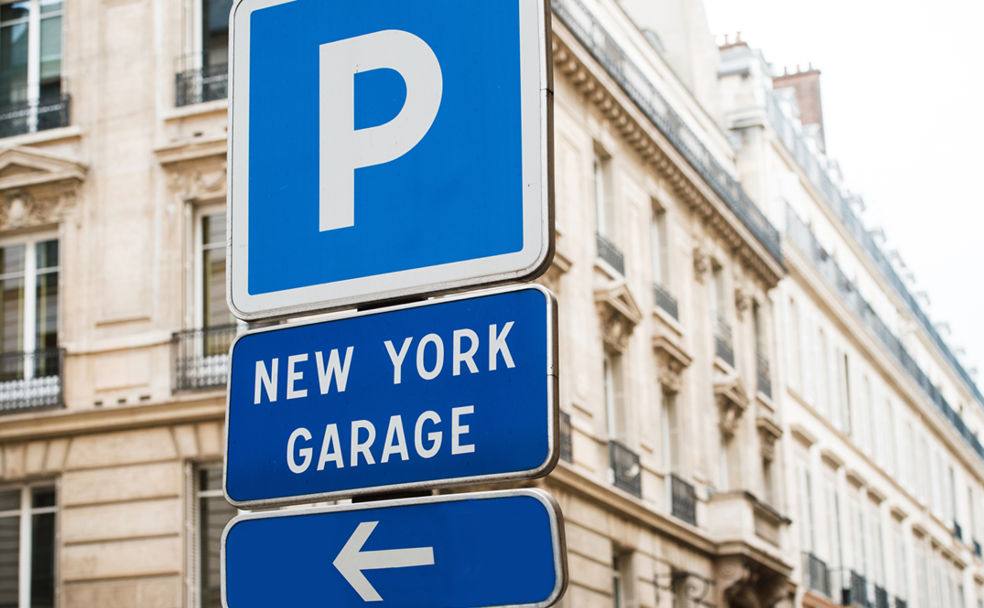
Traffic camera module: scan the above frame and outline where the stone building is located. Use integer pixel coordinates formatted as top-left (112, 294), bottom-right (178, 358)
top-left (0, 0), bottom-right (976, 606)
top-left (719, 36), bottom-right (984, 608)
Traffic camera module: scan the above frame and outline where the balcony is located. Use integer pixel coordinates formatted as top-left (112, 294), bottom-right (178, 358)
top-left (596, 233), bottom-right (625, 275)
top-left (608, 440), bottom-right (641, 498)
top-left (175, 53), bottom-right (228, 107)
top-left (842, 571), bottom-right (870, 608)
top-left (874, 585), bottom-right (889, 608)
top-left (953, 521), bottom-right (962, 542)
top-left (653, 282), bottom-right (679, 320)
top-left (756, 353), bottom-right (772, 398)
top-left (715, 315), bottom-right (734, 367)
top-left (670, 474), bottom-right (697, 526)
top-left (172, 324), bottom-right (241, 392)
top-left (0, 94), bottom-right (71, 139)
top-left (0, 348), bottom-right (65, 412)
top-left (894, 598), bottom-right (907, 608)
top-left (559, 410), bottom-right (573, 463)
top-left (801, 552), bottom-right (830, 598)
top-left (974, 539), bottom-right (981, 559)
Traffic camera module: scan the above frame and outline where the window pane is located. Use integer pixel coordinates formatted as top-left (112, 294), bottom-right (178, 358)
top-left (34, 271), bottom-right (57, 352)
top-left (202, 213), bottom-right (225, 246)
top-left (30, 487), bottom-right (54, 509)
top-left (203, 0), bottom-right (233, 64)
top-left (0, 245), bottom-right (24, 276)
top-left (0, 491), bottom-right (18, 513)
top-left (38, 0), bottom-right (61, 15)
top-left (202, 216), bottom-right (231, 329)
top-left (38, 16), bottom-right (60, 84)
top-left (199, 468), bottom-right (222, 493)
top-left (0, 513), bottom-right (18, 608)
top-left (200, 495), bottom-right (236, 608)
top-left (0, 21), bottom-right (28, 105)
top-left (35, 242), bottom-right (57, 270)
top-left (30, 512), bottom-right (54, 608)
top-left (0, 2), bottom-right (28, 21)
top-left (1, 277), bottom-right (24, 356)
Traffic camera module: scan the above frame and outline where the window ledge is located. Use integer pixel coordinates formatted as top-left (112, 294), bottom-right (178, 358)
top-left (0, 124), bottom-right (82, 147)
top-left (162, 98), bottom-right (228, 122)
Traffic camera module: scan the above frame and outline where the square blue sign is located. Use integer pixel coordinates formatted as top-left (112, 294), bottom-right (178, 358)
top-left (229, 0), bottom-right (553, 320)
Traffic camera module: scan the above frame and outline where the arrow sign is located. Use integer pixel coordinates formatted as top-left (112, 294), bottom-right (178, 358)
top-left (221, 489), bottom-right (568, 608)
top-left (334, 521), bottom-right (435, 601)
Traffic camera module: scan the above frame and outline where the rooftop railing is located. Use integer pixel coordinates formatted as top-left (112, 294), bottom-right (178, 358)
top-left (766, 92), bottom-right (984, 408)
top-left (715, 315), bottom-right (734, 367)
top-left (596, 233), bottom-right (625, 275)
top-left (0, 348), bottom-right (65, 412)
top-left (175, 53), bottom-right (228, 107)
top-left (669, 473), bottom-right (696, 526)
top-left (654, 282), bottom-right (679, 320)
top-left (172, 324), bottom-right (242, 392)
top-left (609, 439), bottom-right (641, 498)
top-left (787, 205), bottom-right (984, 462)
top-left (552, 0), bottom-right (782, 267)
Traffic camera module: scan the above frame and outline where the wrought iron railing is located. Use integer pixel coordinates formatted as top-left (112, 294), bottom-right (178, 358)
top-left (559, 410), bottom-right (573, 463)
top-left (974, 539), bottom-right (981, 558)
top-left (609, 440), bottom-right (641, 498)
top-left (766, 93), bottom-right (983, 409)
top-left (0, 348), bottom-right (65, 412)
top-left (874, 585), bottom-right (889, 608)
top-left (172, 324), bottom-right (242, 392)
top-left (715, 315), bottom-right (734, 367)
top-left (669, 473), bottom-right (696, 526)
top-left (801, 552), bottom-right (830, 597)
top-left (953, 522), bottom-right (963, 542)
top-left (0, 94), bottom-right (71, 139)
top-left (756, 352), bottom-right (772, 398)
top-left (596, 233), bottom-right (625, 275)
top-left (551, 0), bottom-right (782, 267)
top-left (787, 205), bottom-right (984, 463)
top-left (842, 571), bottom-right (870, 608)
top-left (654, 282), bottom-right (679, 320)
top-left (893, 598), bottom-right (907, 608)
top-left (175, 53), bottom-right (228, 107)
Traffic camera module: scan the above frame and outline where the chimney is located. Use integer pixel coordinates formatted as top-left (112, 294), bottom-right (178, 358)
top-left (772, 64), bottom-right (826, 151)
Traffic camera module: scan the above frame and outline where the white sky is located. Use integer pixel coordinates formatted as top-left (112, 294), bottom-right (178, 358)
top-left (703, 0), bottom-right (984, 390)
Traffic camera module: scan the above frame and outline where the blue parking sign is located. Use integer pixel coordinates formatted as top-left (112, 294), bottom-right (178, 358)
top-left (228, 0), bottom-right (553, 320)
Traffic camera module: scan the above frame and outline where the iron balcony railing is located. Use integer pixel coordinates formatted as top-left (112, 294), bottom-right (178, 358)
top-left (756, 352), bottom-right (772, 398)
top-left (766, 93), bottom-right (983, 409)
top-left (974, 539), bottom-right (982, 559)
top-left (175, 53), bottom-right (228, 107)
top-left (0, 348), bottom-right (65, 412)
top-left (654, 282), bottom-right (679, 320)
top-left (801, 552), bottom-right (830, 597)
top-left (893, 598), bottom-right (907, 608)
top-left (954, 522), bottom-right (963, 542)
top-left (172, 324), bottom-right (242, 392)
top-left (874, 585), bottom-right (889, 608)
top-left (0, 94), bottom-right (71, 139)
top-left (787, 205), bottom-right (984, 463)
top-left (559, 410), bottom-right (573, 463)
top-left (550, 0), bottom-right (782, 267)
top-left (669, 473), bottom-right (697, 526)
top-left (596, 233), bottom-right (625, 275)
top-left (842, 571), bottom-right (870, 608)
top-left (609, 440), bottom-right (641, 498)
top-left (715, 315), bottom-right (734, 367)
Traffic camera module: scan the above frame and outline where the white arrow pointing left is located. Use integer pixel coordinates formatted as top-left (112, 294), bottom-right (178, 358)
top-left (333, 521), bottom-right (435, 601)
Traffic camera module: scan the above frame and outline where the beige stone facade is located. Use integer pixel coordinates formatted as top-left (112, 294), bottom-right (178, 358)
top-left (0, 0), bottom-right (978, 607)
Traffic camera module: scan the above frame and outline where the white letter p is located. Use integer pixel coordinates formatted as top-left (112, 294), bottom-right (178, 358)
top-left (319, 30), bottom-right (443, 232)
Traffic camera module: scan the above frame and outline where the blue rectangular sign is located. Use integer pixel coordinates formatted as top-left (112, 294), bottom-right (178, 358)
top-left (229, 0), bottom-right (553, 319)
top-left (221, 490), bottom-right (567, 608)
top-left (223, 285), bottom-right (558, 507)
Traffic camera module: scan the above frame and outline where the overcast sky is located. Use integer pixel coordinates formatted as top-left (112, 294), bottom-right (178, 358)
top-left (702, 0), bottom-right (984, 390)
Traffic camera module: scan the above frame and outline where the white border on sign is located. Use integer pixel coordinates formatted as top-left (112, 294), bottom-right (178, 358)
top-left (219, 489), bottom-right (569, 608)
top-left (227, 0), bottom-right (554, 321)
top-left (221, 284), bottom-right (560, 509)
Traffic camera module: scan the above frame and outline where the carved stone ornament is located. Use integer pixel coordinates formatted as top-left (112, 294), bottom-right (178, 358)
top-left (693, 246), bottom-right (710, 283)
top-left (536, 248), bottom-right (572, 295)
top-left (0, 146), bottom-right (86, 231)
top-left (714, 371), bottom-right (749, 438)
top-left (164, 158), bottom-right (227, 203)
top-left (653, 335), bottom-right (692, 394)
top-left (734, 286), bottom-right (753, 322)
top-left (594, 282), bottom-right (643, 353)
top-left (756, 416), bottom-right (782, 462)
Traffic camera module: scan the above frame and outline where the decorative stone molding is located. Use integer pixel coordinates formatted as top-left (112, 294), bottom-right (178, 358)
top-left (734, 286), bottom-right (753, 321)
top-left (756, 416), bottom-right (782, 462)
top-left (714, 371), bottom-right (749, 437)
top-left (155, 136), bottom-right (228, 204)
top-left (537, 248), bottom-right (572, 295)
top-left (0, 146), bottom-right (86, 231)
top-left (693, 246), bottom-right (710, 283)
top-left (653, 335), bottom-right (692, 394)
top-left (594, 282), bottom-right (642, 353)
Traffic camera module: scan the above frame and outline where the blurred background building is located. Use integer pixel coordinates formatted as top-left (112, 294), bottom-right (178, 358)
top-left (0, 0), bottom-right (978, 606)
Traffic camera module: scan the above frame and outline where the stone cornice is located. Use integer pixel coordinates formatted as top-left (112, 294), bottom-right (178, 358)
top-left (551, 23), bottom-right (784, 289)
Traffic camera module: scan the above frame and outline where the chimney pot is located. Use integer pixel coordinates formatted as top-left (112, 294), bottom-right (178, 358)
top-left (736, 31), bottom-right (741, 42)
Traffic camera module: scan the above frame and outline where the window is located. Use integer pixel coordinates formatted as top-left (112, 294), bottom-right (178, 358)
top-left (851, 496), bottom-right (867, 577)
top-left (787, 297), bottom-right (801, 390)
top-left (611, 553), bottom-right (625, 608)
top-left (189, 464), bottom-right (238, 608)
top-left (718, 433), bottom-right (730, 492)
top-left (603, 354), bottom-right (626, 443)
top-left (818, 329), bottom-right (832, 421)
top-left (198, 211), bottom-right (233, 332)
top-left (762, 458), bottom-right (774, 506)
top-left (200, 0), bottom-right (232, 69)
top-left (838, 352), bottom-right (852, 437)
top-left (593, 151), bottom-right (614, 242)
top-left (796, 458), bottom-right (814, 553)
top-left (893, 527), bottom-right (907, 600)
top-left (915, 545), bottom-right (929, 608)
top-left (825, 476), bottom-right (842, 575)
top-left (661, 391), bottom-right (679, 474)
top-left (0, 236), bottom-right (58, 383)
top-left (0, 484), bottom-right (56, 608)
top-left (0, 0), bottom-right (63, 109)
top-left (870, 505), bottom-right (885, 588)
top-left (650, 206), bottom-right (669, 287)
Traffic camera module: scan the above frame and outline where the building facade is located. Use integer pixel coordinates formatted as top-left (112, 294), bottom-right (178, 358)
top-left (0, 0), bottom-right (977, 607)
